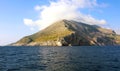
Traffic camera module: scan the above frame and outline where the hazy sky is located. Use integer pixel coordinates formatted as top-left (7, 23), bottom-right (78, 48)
top-left (0, 0), bottom-right (120, 46)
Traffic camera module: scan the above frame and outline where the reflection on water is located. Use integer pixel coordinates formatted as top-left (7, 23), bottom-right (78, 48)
top-left (0, 46), bottom-right (120, 71)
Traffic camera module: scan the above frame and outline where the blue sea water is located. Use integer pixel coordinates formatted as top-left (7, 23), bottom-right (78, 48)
top-left (0, 46), bottom-right (120, 71)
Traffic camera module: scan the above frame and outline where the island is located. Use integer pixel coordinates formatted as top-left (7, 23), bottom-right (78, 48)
top-left (11, 20), bottom-right (120, 46)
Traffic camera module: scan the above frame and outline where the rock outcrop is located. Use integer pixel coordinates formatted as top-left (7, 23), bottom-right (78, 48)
top-left (11, 20), bottom-right (119, 46)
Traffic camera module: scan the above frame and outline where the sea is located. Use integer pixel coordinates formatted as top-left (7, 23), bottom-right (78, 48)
top-left (0, 46), bottom-right (120, 71)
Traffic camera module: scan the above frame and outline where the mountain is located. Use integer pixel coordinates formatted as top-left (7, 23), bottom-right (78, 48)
top-left (11, 20), bottom-right (119, 46)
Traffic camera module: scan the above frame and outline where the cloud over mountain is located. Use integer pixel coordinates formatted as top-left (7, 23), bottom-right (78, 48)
top-left (24, 0), bottom-right (106, 30)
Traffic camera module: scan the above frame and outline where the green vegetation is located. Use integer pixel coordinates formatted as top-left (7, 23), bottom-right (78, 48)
top-left (17, 36), bottom-right (32, 44)
top-left (34, 30), bottom-right (73, 42)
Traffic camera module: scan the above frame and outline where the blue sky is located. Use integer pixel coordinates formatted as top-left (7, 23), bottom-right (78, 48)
top-left (0, 0), bottom-right (120, 46)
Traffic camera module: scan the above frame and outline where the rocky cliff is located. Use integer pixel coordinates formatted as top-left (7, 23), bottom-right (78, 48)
top-left (11, 20), bottom-right (119, 46)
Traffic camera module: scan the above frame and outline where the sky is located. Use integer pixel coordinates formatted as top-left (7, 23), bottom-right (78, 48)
top-left (0, 0), bottom-right (120, 46)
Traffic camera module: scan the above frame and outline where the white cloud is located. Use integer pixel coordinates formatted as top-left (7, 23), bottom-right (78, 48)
top-left (30, 27), bottom-right (35, 31)
top-left (77, 14), bottom-right (106, 25)
top-left (24, 0), bottom-right (107, 30)
top-left (24, 19), bottom-right (35, 26)
top-left (34, 5), bottom-right (41, 11)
